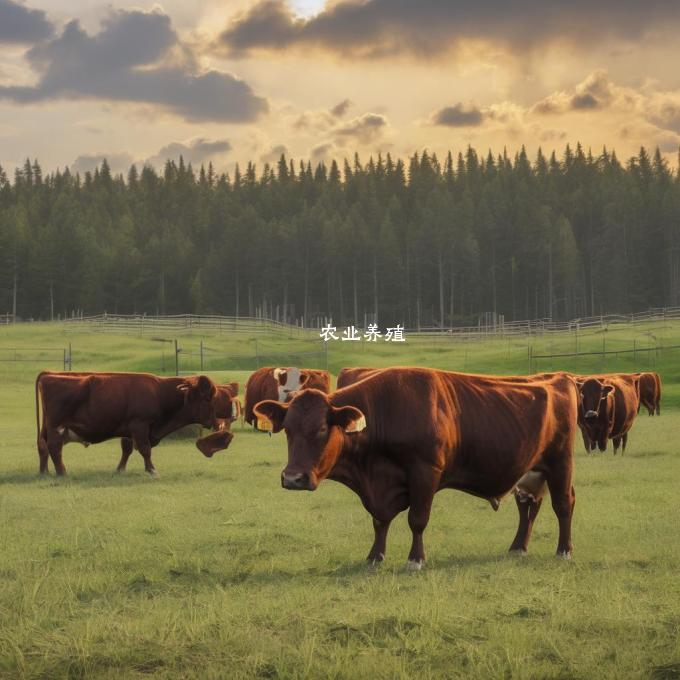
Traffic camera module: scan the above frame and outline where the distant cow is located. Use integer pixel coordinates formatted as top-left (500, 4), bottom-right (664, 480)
top-left (36, 371), bottom-right (232, 476)
top-left (244, 367), bottom-right (331, 428)
top-left (255, 368), bottom-right (579, 566)
top-left (635, 372), bottom-right (661, 416)
top-left (576, 374), bottom-right (640, 453)
top-left (213, 382), bottom-right (241, 432)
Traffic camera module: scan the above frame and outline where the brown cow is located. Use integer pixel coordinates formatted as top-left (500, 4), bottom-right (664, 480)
top-left (36, 371), bottom-right (232, 476)
top-left (255, 368), bottom-right (579, 567)
top-left (576, 374), bottom-right (640, 453)
top-left (336, 367), bottom-right (381, 388)
top-left (244, 367), bottom-right (331, 428)
top-left (636, 372), bottom-right (661, 416)
top-left (48, 373), bottom-right (239, 469)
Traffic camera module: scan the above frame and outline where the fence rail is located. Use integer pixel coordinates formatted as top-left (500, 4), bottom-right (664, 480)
top-left (8, 306), bottom-right (680, 340)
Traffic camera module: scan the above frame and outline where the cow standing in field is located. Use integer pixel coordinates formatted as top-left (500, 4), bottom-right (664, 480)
top-left (635, 372), bottom-right (662, 416)
top-left (244, 367), bottom-right (331, 428)
top-left (255, 368), bottom-right (579, 566)
top-left (576, 374), bottom-right (640, 453)
top-left (36, 371), bottom-right (233, 475)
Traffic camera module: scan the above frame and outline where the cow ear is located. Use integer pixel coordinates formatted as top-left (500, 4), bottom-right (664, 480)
top-left (603, 385), bottom-right (615, 396)
top-left (197, 375), bottom-right (217, 399)
top-left (254, 400), bottom-right (288, 433)
top-left (331, 405), bottom-right (366, 433)
top-left (299, 372), bottom-right (310, 386)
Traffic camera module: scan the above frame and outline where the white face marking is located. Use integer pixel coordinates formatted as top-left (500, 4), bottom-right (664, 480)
top-left (275, 367), bottom-right (305, 402)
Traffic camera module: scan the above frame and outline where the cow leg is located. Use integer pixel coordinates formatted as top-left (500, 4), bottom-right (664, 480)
top-left (580, 429), bottom-right (591, 453)
top-left (405, 465), bottom-right (440, 570)
top-left (612, 437), bottom-right (621, 454)
top-left (47, 431), bottom-right (67, 476)
top-left (509, 496), bottom-right (544, 554)
top-left (38, 428), bottom-right (50, 474)
top-left (131, 425), bottom-right (157, 476)
top-left (367, 517), bottom-right (392, 565)
top-left (545, 474), bottom-right (575, 559)
top-left (621, 433), bottom-right (628, 454)
top-left (116, 437), bottom-right (134, 472)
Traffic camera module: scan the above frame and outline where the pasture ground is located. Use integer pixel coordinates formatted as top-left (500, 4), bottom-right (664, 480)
top-left (1, 322), bottom-right (679, 679)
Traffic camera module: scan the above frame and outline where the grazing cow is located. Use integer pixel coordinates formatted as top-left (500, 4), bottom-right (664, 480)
top-left (636, 372), bottom-right (661, 416)
top-left (576, 374), bottom-right (640, 453)
top-left (36, 371), bottom-right (232, 476)
top-left (244, 367), bottom-right (331, 428)
top-left (255, 368), bottom-right (579, 567)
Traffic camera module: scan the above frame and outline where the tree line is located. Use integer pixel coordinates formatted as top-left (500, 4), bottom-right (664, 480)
top-left (1, 144), bottom-right (679, 327)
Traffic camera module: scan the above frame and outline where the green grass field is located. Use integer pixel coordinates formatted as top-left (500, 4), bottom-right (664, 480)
top-left (1, 322), bottom-right (680, 678)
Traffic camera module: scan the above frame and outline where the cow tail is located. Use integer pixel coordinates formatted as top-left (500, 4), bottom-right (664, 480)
top-left (655, 372), bottom-right (662, 415)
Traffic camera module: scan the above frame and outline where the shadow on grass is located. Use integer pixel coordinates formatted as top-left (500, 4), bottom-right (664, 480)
top-left (0, 467), bottom-right (195, 487)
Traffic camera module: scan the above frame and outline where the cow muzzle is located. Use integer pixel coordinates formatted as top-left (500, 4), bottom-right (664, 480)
top-left (584, 410), bottom-right (598, 420)
top-left (281, 471), bottom-right (313, 490)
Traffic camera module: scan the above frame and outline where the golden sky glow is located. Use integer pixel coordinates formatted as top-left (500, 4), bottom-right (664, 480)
top-left (1, 0), bottom-right (679, 175)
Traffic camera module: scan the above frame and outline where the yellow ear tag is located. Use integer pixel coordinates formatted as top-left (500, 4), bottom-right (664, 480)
top-left (257, 417), bottom-right (273, 432)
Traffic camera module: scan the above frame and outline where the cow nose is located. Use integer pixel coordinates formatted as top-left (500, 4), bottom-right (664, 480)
top-left (585, 410), bottom-right (598, 419)
top-left (281, 471), bottom-right (309, 490)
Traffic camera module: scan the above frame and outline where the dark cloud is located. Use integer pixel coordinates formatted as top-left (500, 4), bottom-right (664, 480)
top-left (0, 0), bottom-right (53, 44)
top-left (570, 93), bottom-right (599, 110)
top-left (533, 70), bottom-right (615, 115)
top-left (431, 103), bottom-right (484, 127)
top-left (217, 0), bottom-right (680, 59)
top-left (259, 144), bottom-right (288, 164)
top-left (72, 138), bottom-right (232, 175)
top-left (330, 98), bottom-right (352, 117)
top-left (147, 138), bottom-right (232, 166)
top-left (334, 113), bottom-right (387, 144)
top-left (71, 152), bottom-right (135, 176)
top-left (0, 8), bottom-right (267, 122)
top-left (310, 142), bottom-right (335, 160)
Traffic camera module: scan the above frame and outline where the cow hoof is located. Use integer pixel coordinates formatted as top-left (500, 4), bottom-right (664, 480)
top-left (147, 470), bottom-right (159, 478)
top-left (509, 548), bottom-right (528, 557)
top-left (367, 554), bottom-right (384, 569)
top-left (556, 550), bottom-right (572, 560)
top-left (405, 559), bottom-right (424, 572)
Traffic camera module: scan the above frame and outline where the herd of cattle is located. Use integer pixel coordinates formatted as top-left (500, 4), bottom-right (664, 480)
top-left (35, 366), bottom-right (662, 567)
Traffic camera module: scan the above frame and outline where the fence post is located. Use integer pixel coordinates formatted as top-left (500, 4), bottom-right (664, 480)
top-left (63, 348), bottom-right (67, 371)
top-left (68, 342), bottom-right (72, 370)
top-left (174, 339), bottom-right (179, 376)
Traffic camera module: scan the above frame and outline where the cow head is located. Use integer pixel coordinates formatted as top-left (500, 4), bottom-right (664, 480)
top-left (577, 378), bottom-right (615, 451)
top-left (211, 384), bottom-right (238, 432)
top-left (177, 375), bottom-right (218, 428)
top-left (274, 367), bottom-right (309, 402)
top-left (254, 389), bottom-right (366, 491)
top-left (195, 429), bottom-right (234, 458)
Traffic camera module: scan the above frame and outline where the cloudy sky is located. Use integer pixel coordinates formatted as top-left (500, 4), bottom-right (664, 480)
top-left (1, 0), bottom-right (680, 175)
